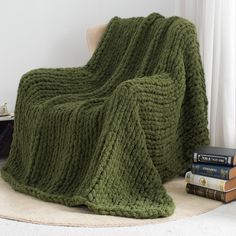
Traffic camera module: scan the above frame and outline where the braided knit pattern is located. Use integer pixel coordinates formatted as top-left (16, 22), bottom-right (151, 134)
top-left (1, 13), bottom-right (209, 218)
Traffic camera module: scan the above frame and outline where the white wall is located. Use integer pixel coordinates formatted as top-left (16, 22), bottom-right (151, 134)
top-left (0, 0), bottom-right (174, 112)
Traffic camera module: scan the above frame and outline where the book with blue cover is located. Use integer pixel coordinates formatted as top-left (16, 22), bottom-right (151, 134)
top-left (191, 163), bottom-right (236, 180)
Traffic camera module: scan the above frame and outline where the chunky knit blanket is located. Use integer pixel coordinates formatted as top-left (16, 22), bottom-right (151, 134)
top-left (1, 13), bottom-right (209, 218)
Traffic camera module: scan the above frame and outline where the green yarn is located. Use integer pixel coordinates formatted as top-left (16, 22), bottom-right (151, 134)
top-left (1, 13), bottom-right (209, 219)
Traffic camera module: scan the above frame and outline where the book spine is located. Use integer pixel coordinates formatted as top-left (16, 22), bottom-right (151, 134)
top-left (191, 164), bottom-right (230, 180)
top-left (193, 152), bottom-right (233, 166)
top-left (185, 171), bottom-right (227, 192)
top-left (186, 183), bottom-right (226, 202)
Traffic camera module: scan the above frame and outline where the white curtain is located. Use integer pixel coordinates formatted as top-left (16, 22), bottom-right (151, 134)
top-left (174, 0), bottom-right (236, 148)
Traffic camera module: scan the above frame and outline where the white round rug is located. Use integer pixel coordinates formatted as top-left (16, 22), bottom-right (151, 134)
top-left (0, 175), bottom-right (222, 227)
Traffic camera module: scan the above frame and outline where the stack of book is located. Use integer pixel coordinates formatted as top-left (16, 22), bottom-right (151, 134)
top-left (185, 146), bottom-right (236, 203)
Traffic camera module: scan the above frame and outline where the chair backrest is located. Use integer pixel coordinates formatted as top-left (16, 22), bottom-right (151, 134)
top-left (86, 24), bottom-right (107, 55)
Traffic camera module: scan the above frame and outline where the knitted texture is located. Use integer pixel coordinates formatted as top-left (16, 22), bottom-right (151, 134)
top-left (1, 13), bottom-right (209, 218)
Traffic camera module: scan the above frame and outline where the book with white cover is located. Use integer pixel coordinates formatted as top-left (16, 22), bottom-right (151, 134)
top-left (185, 171), bottom-right (236, 192)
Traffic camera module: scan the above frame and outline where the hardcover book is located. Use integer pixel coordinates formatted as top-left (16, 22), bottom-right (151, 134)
top-left (186, 183), bottom-right (236, 203)
top-left (191, 163), bottom-right (236, 180)
top-left (193, 146), bottom-right (236, 166)
top-left (185, 171), bottom-right (236, 192)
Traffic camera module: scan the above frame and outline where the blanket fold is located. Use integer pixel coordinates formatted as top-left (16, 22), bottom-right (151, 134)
top-left (1, 13), bottom-right (209, 218)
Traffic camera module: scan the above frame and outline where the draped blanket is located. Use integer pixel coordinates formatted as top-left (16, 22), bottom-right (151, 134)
top-left (1, 13), bottom-right (209, 218)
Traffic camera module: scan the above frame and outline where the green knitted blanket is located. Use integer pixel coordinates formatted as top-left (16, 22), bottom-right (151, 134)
top-left (1, 13), bottom-right (209, 218)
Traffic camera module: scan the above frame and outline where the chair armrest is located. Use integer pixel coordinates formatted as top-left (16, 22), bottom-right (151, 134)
top-left (86, 24), bottom-right (107, 55)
